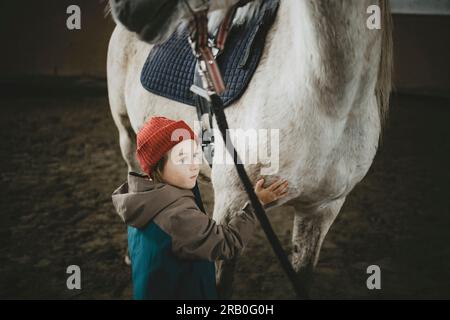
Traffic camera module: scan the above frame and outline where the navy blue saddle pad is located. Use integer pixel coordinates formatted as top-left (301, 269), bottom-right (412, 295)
top-left (140, 0), bottom-right (279, 108)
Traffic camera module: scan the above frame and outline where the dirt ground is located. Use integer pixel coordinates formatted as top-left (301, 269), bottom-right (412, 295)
top-left (0, 92), bottom-right (449, 299)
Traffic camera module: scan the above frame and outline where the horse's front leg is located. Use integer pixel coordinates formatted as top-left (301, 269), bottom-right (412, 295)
top-left (291, 197), bottom-right (346, 294)
top-left (211, 163), bottom-right (253, 299)
top-left (216, 258), bottom-right (238, 299)
top-left (212, 189), bottom-right (246, 299)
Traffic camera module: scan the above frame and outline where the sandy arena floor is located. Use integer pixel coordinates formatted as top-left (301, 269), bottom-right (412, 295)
top-left (0, 93), bottom-right (449, 299)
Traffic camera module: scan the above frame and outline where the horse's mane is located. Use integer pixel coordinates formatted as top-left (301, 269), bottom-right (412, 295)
top-left (105, 0), bottom-right (265, 39)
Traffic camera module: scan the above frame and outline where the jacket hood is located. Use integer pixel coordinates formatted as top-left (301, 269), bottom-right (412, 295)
top-left (112, 172), bottom-right (195, 228)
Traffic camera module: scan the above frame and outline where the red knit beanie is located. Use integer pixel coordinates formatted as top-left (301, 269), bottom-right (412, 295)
top-left (136, 116), bottom-right (198, 176)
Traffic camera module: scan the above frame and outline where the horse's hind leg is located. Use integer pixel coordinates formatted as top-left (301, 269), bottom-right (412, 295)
top-left (291, 198), bottom-right (346, 294)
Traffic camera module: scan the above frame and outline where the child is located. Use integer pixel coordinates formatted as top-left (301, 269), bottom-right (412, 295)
top-left (112, 116), bottom-right (289, 300)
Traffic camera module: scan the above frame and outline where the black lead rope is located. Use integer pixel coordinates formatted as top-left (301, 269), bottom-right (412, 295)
top-left (209, 94), bottom-right (309, 300)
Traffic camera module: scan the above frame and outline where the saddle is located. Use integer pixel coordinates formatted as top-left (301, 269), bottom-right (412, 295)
top-left (140, 0), bottom-right (279, 108)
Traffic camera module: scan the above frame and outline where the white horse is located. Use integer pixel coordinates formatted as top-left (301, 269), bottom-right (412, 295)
top-left (107, 0), bottom-right (393, 297)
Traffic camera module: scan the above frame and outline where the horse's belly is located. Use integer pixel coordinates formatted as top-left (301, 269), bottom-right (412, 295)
top-left (298, 152), bottom-right (375, 206)
top-left (282, 107), bottom-right (381, 208)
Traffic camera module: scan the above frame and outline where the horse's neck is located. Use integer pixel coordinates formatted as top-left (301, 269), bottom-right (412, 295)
top-left (274, 0), bottom-right (381, 115)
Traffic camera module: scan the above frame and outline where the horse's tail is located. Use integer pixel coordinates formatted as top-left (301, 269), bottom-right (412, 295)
top-left (376, 0), bottom-right (394, 142)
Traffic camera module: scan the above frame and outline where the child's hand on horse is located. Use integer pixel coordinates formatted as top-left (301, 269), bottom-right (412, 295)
top-left (254, 178), bottom-right (289, 206)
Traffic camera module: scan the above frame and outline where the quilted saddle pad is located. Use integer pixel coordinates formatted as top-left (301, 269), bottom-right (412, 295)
top-left (140, 0), bottom-right (279, 108)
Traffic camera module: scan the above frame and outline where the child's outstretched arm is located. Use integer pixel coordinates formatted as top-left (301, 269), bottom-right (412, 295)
top-left (255, 178), bottom-right (289, 208)
top-left (154, 179), bottom-right (289, 261)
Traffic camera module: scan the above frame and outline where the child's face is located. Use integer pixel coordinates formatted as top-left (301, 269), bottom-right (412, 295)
top-left (161, 139), bottom-right (202, 189)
